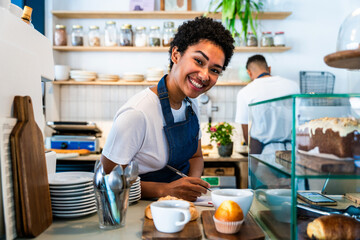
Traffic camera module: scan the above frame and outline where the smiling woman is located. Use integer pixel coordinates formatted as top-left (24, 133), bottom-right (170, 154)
top-left (100, 17), bottom-right (234, 202)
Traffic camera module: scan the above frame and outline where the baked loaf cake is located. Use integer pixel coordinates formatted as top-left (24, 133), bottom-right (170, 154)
top-left (297, 117), bottom-right (360, 158)
top-left (307, 215), bottom-right (360, 240)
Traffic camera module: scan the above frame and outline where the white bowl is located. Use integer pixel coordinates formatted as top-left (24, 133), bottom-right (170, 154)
top-left (211, 189), bottom-right (254, 218)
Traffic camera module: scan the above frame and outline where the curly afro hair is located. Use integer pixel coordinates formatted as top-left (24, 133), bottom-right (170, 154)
top-left (169, 17), bottom-right (234, 71)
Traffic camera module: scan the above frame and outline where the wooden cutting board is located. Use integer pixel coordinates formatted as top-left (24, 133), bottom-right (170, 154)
top-left (10, 96), bottom-right (52, 237)
top-left (142, 217), bottom-right (202, 240)
top-left (201, 210), bottom-right (265, 240)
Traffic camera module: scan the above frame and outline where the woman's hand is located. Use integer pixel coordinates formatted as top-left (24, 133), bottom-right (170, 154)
top-left (164, 177), bottom-right (210, 202)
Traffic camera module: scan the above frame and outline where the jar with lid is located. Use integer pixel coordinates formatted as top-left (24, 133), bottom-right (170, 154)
top-left (274, 31), bottom-right (285, 47)
top-left (134, 26), bottom-right (147, 47)
top-left (54, 24), bottom-right (67, 46)
top-left (148, 26), bottom-right (161, 47)
top-left (162, 21), bottom-right (175, 47)
top-left (105, 21), bottom-right (117, 47)
top-left (260, 31), bottom-right (274, 47)
top-left (246, 32), bottom-right (257, 47)
top-left (71, 25), bottom-right (84, 46)
top-left (119, 24), bottom-right (133, 46)
top-left (88, 25), bottom-right (100, 47)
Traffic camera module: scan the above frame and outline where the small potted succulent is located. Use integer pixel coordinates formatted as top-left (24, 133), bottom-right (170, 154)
top-left (207, 122), bottom-right (234, 157)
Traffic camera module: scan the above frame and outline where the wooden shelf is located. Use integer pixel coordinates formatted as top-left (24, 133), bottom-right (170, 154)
top-left (53, 46), bottom-right (291, 53)
top-left (52, 11), bottom-right (292, 20)
top-left (52, 80), bottom-right (249, 86)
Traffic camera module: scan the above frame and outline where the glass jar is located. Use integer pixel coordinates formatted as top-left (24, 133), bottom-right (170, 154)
top-left (148, 26), bottom-right (161, 47)
top-left (71, 25), bottom-right (84, 46)
top-left (274, 31), bottom-right (285, 47)
top-left (54, 24), bottom-right (67, 46)
top-left (134, 26), bottom-right (147, 47)
top-left (162, 21), bottom-right (175, 47)
top-left (261, 31), bottom-right (274, 47)
top-left (88, 25), bottom-right (100, 47)
top-left (119, 24), bottom-right (133, 46)
top-left (246, 32), bottom-right (257, 47)
top-left (104, 21), bottom-right (117, 47)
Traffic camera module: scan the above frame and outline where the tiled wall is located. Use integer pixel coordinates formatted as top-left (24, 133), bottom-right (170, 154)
top-left (53, 84), bottom-right (245, 149)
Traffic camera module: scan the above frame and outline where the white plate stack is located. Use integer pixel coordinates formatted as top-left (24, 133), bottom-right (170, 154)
top-left (97, 74), bottom-right (120, 82)
top-left (122, 72), bottom-right (144, 82)
top-left (70, 70), bottom-right (97, 82)
top-left (48, 172), bottom-right (97, 218)
top-left (129, 176), bottom-right (141, 204)
top-left (146, 67), bottom-right (164, 82)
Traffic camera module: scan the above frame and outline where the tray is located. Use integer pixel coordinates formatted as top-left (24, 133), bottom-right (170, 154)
top-left (142, 217), bottom-right (202, 240)
top-left (201, 210), bottom-right (264, 240)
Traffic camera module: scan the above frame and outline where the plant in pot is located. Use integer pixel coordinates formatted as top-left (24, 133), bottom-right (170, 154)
top-left (206, 0), bottom-right (263, 44)
top-left (207, 122), bottom-right (234, 157)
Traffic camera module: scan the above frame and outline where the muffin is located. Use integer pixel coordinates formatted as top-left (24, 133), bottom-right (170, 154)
top-left (213, 200), bottom-right (244, 234)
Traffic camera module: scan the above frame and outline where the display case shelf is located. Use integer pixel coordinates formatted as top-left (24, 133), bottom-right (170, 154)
top-left (51, 11), bottom-right (292, 20)
top-left (53, 46), bottom-right (291, 53)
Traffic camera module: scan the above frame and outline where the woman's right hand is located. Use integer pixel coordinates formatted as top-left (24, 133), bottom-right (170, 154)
top-left (164, 177), bottom-right (210, 202)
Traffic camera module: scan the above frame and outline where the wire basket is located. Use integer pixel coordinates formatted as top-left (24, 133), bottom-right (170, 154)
top-left (300, 71), bottom-right (335, 94)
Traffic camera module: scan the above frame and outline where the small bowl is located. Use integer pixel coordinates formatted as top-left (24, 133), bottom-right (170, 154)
top-left (211, 189), bottom-right (254, 218)
top-left (213, 216), bottom-right (244, 234)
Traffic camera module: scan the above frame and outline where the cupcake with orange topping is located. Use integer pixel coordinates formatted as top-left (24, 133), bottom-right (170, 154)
top-left (213, 200), bottom-right (244, 234)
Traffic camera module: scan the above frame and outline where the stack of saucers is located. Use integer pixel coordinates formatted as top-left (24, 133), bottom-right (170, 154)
top-left (97, 73), bottom-right (120, 82)
top-left (70, 70), bottom-right (97, 82)
top-left (145, 67), bottom-right (164, 82)
top-left (48, 172), bottom-right (96, 218)
top-left (129, 176), bottom-right (141, 204)
top-left (122, 72), bottom-right (144, 82)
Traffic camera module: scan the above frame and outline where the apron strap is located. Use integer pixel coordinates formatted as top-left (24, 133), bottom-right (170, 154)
top-left (157, 75), bottom-right (175, 125)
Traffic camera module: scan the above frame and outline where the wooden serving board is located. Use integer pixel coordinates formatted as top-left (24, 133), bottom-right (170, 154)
top-left (201, 210), bottom-right (265, 240)
top-left (10, 96), bottom-right (52, 237)
top-left (142, 217), bottom-right (202, 240)
top-left (259, 211), bottom-right (290, 240)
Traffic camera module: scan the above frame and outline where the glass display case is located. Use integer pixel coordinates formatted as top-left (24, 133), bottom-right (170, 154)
top-left (248, 94), bottom-right (360, 239)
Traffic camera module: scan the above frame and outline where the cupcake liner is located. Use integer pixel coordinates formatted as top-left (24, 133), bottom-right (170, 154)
top-left (213, 216), bottom-right (244, 234)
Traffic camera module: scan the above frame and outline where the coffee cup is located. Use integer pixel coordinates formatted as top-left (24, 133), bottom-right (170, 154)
top-left (255, 189), bottom-right (291, 223)
top-left (54, 65), bottom-right (70, 81)
top-left (150, 200), bottom-right (191, 233)
top-left (211, 189), bottom-right (254, 218)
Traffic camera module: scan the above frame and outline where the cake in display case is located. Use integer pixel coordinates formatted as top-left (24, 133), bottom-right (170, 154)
top-left (248, 94), bottom-right (360, 239)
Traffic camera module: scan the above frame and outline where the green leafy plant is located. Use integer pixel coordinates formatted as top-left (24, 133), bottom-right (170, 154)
top-left (207, 122), bottom-right (234, 146)
top-left (206, 0), bottom-right (263, 41)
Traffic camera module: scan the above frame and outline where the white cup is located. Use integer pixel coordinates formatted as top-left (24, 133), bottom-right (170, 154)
top-left (255, 189), bottom-right (291, 223)
top-left (9, 3), bottom-right (22, 17)
top-left (211, 189), bottom-right (254, 218)
top-left (54, 65), bottom-right (70, 81)
top-left (150, 200), bottom-right (191, 233)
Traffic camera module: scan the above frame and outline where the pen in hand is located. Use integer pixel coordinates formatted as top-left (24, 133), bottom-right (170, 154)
top-left (166, 165), bottom-right (212, 192)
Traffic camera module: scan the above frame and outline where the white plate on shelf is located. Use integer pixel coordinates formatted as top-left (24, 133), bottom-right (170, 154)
top-left (53, 208), bottom-right (97, 218)
top-left (49, 181), bottom-right (93, 190)
top-left (51, 196), bottom-right (95, 205)
top-left (48, 172), bottom-right (94, 185)
top-left (52, 205), bottom-right (97, 214)
top-left (50, 185), bottom-right (94, 194)
top-left (52, 202), bottom-right (96, 211)
top-left (50, 193), bottom-right (95, 201)
top-left (51, 198), bottom-right (95, 207)
top-left (50, 188), bottom-right (94, 197)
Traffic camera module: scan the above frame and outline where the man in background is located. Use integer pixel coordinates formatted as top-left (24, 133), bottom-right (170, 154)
top-left (235, 54), bottom-right (300, 154)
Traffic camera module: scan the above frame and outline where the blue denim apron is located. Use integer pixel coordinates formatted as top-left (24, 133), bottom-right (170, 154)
top-left (139, 75), bottom-right (200, 183)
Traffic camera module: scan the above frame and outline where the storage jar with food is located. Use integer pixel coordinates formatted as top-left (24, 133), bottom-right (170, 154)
top-left (260, 32), bottom-right (274, 47)
top-left (274, 31), bottom-right (285, 47)
top-left (162, 21), bottom-right (175, 47)
top-left (119, 24), bottom-right (133, 46)
top-left (54, 24), bottom-right (67, 46)
top-left (246, 32), bottom-right (257, 47)
top-left (148, 26), bottom-right (161, 47)
top-left (105, 21), bottom-right (117, 47)
top-left (134, 26), bottom-right (147, 47)
top-left (71, 25), bottom-right (84, 46)
top-left (88, 25), bottom-right (100, 47)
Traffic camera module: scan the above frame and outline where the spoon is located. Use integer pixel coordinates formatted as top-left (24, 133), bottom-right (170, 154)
top-left (108, 165), bottom-right (124, 192)
top-left (93, 164), bottom-right (105, 190)
top-left (124, 160), bottom-right (139, 188)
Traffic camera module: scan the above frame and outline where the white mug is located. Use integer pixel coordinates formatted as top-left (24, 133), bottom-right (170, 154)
top-left (54, 65), bottom-right (70, 81)
top-left (150, 200), bottom-right (191, 233)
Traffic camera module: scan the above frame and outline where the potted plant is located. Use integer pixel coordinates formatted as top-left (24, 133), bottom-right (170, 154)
top-left (207, 122), bottom-right (234, 157)
top-left (206, 0), bottom-right (263, 43)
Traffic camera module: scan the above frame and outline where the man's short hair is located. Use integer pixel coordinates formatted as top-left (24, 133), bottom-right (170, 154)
top-left (246, 54), bottom-right (269, 71)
